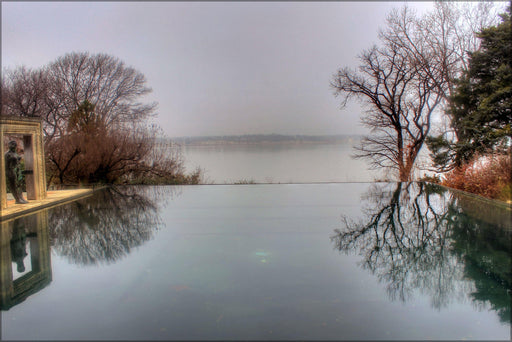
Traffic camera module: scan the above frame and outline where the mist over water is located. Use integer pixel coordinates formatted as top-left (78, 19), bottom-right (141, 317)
top-left (182, 141), bottom-right (382, 184)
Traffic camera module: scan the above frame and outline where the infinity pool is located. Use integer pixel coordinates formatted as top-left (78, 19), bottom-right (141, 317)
top-left (1, 183), bottom-right (510, 340)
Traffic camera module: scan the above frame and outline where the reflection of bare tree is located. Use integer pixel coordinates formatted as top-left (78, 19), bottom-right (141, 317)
top-left (332, 182), bottom-right (511, 322)
top-left (48, 186), bottom-right (179, 266)
top-left (333, 183), bottom-right (470, 309)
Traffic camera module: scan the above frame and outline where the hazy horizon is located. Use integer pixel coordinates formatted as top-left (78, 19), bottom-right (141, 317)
top-left (4, 2), bottom-right (501, 138)
top-left (168, 132), bottom-right (364, 139)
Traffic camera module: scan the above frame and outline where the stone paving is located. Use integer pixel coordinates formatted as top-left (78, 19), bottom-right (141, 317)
top-left (0, 189), bottom-right (93, 221)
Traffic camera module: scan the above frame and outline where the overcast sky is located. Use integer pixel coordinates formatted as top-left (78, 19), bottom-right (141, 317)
top-left (1, 1), bottom-right (456, 137)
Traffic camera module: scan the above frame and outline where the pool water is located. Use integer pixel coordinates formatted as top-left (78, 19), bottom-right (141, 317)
top-left (1, 183), bottom-right (510, 340)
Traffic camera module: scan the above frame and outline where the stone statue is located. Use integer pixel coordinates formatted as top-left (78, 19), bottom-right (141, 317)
top-left (5, 140), bottom-right (28, 204)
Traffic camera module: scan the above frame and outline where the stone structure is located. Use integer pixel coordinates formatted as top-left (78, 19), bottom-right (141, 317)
top-left (1, 117), bottom-right (47, 210)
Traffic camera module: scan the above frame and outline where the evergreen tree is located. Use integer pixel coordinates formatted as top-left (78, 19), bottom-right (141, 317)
top-left (428, 7), bottom-right (512, 171)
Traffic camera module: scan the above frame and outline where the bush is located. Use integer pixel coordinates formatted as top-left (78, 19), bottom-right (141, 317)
top-left (418, 174), bottom-right (441, 183)
top-left (234, 178), bottom-right (256, 184)
top-left (442, 152), bottom-right (511, 202)
top-left (45, 122), bottom-right (203, 187)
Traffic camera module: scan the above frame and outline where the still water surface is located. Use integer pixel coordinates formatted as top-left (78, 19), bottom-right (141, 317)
top-left (182, 142), bottom-right (382, 183)
top-left (1, 183), bottom-right (510, 340)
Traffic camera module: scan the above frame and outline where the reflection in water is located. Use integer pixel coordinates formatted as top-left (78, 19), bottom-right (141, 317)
top-left (11, 220), bottom-right (31, 274)
top-left (1, 186), bottom-right (177, 311)
top-left (449, 194), bottom-right (512, 323)
top-left (48, 186), bottom-right (178, 266)
top-left (1, 212), bottom-right (52, 310)
top-left (331, 182), bottom-right (511, 323)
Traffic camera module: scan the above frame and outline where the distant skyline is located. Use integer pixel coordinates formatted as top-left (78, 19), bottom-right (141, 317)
top-left (1, 1), bottom-right (500, 138)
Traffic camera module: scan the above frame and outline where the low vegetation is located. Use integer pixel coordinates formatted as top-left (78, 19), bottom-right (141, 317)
top-left (440, 153), bottom-right (511, 203)
top-left (233, 178), bottom-right (256, 185)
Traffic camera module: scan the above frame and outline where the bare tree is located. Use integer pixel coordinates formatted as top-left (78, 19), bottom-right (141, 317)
top-left (387, 2), bottom-right (500, 140)
top-left (332, 4), bottom-right (501, 181)
top-left (1, 52), bottom-right (201, 185)
top-left (333, 8), bottom-right (443, 181)
top-left (1, 66), bottom-right (76, 144)
top-left (1, 67), bottom-right (47, 117)
top-left (46, 51), bottom-right (157, 135)
top-left (46, 101), bottom-right (193, 186)
top-left (46, 133), bottom-right (82, 185)
top-left (1, 67), bottom-right (60, 141)
top-left (391, 2), bottom-right (498, 97)
top-left (2, 52), bottom-right (157, 142)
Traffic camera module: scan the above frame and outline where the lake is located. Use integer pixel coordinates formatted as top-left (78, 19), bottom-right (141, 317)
top-left (1, 183), bottom-right (510, 340)
top-left (181, 141), bottom-right (385, 184)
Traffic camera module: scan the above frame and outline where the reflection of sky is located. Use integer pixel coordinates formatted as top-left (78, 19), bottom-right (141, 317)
top-left (1, 184), bottom-right (509, 340)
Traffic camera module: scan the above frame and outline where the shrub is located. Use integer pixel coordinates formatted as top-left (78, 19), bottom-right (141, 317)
top-left (234, 178), bottom-right (256, 185)
top-left (418, 174), bottom-right (441, 183)
top-left (442, 152), bottom-right (511, 202)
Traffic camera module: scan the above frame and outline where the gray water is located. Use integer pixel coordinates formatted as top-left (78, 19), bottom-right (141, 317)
top-left (182, 142), bottom-right (384, 183)
top-left (1, 183), bottom-right (510, 340)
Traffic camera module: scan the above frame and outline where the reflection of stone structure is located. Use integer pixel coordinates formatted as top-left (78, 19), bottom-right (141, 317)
top-left (0, 212), bottom-right (52, 310)
top-left (1, 116), bottom-right (47, 209)
top-left (10, 218), bottom-right (29, 272)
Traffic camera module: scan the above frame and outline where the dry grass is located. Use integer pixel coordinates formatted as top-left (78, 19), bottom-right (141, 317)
top-left (442, 152), bottom-right (511, 203)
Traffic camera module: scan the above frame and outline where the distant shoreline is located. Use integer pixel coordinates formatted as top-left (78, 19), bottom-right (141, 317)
top-left (167, 134), bottom-right (363, 146)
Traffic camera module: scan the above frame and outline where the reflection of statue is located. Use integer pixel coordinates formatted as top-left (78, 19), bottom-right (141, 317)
top-left (5, 141), bottom-right (28, 204)
top-left (1, 212), bottom-right (52, 311)
top-left (10, 220), bottom-right (28, 273)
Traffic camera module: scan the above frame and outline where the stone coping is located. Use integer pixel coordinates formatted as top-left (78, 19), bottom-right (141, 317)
top-left (0, 189), bottom-right (94, 221)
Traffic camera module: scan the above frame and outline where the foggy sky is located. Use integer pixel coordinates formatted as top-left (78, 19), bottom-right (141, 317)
top-left (1, 1), bottom-right (439, 138)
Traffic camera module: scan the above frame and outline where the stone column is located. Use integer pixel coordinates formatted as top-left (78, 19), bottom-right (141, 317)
top-left (23, 135), bottom-right (37, 200)
top-left (1, 129), bottom-right (6, 210)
